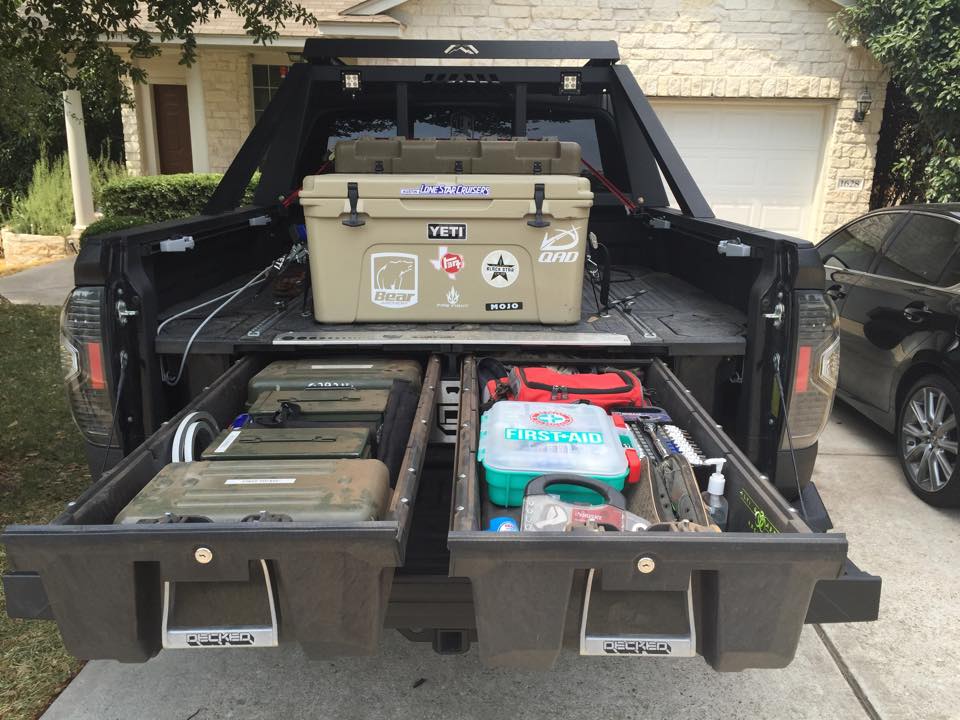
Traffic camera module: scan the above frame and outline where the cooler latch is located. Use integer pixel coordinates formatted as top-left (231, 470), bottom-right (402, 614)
top-left (579, 569), bottom-right (697, 658)
top-left (343, 182), bottom-right (366, 227)
top-left (527, 183), bottom-right (550, 228)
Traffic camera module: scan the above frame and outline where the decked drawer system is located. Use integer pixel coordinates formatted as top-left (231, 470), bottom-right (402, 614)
top-left (3, 356), bottom-right (439, 661)
top-left (449, 357), bottom-right (857, 670)
top-left (2, 354), bottom-right (878, 667)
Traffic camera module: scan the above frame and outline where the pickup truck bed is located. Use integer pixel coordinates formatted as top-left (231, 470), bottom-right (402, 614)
top-left (155, 267), bottom-right (747, 356)
top-left (3, 38), bottom-right (881, 674)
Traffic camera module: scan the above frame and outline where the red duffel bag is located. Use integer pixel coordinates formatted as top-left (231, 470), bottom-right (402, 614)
top-left (506, 366), bottom-right (644, 410)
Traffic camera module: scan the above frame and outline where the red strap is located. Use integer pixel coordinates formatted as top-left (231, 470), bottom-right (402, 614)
top-left (581, 157), bottom-right (637, 213)
top-left (625, 448), bottom-right (643, 483)
top-left (281, 160), bottom-right (333, 208)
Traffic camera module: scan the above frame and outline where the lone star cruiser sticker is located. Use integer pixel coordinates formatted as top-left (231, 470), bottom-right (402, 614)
top-left (481, 250), bottom-right (519, 288)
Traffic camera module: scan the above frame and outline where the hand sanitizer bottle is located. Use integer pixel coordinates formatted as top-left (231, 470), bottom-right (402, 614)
top-left (701, 459), bottom-right (729, 530)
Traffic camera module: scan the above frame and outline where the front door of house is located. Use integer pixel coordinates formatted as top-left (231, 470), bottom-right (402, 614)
top-left (153, 85), bottom-right (193, 174)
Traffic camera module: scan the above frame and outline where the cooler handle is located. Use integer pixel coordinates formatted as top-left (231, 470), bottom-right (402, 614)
top-left (579, 569), bottom-right (697, 658)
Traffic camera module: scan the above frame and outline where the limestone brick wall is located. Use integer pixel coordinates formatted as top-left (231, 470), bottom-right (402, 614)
top-left (390, 0), bottom-right (887, 238)
top-left (198, 49), bottom-right (255, 173)
top-left (119, 77), bottom-right (142, 176)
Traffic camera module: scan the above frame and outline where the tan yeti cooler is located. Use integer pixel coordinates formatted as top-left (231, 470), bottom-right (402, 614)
top-left (300, 152), bottom-right (593, 324)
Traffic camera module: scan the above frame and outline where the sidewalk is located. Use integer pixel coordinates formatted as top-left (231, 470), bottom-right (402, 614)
top-left (0, 258), bottom-right (74, 306)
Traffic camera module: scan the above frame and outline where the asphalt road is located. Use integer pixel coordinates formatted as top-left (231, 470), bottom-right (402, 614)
top-left (40, 402), bottom-right (960, 720)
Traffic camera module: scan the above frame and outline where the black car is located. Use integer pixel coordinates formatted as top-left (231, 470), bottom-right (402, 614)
top-left (817, 204), bottom-right (960, 507)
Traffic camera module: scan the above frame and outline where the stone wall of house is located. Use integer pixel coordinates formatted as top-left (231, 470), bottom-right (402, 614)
top-left (390, 0), bottom-right (887, 237)
top-left (199, 49), bottom-right (255, 173)
top-left (120, 77), bottom-right (142, 176)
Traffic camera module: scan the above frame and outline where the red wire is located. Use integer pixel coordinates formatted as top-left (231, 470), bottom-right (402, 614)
top-left (580, 157), bottom-right (637, 212)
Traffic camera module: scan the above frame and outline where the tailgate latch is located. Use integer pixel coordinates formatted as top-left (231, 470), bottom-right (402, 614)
top-left (763, 302), bottom-right (785, 329)
top-left (579, 569), bottom-right (697, 658)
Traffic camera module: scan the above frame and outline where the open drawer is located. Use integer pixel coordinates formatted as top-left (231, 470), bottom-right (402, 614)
top-left (449, 356), bottom-right (859, 670)
top-left (2, 354), bottom-right (440, 661)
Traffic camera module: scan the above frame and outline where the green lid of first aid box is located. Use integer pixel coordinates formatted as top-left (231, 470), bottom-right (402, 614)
top-left (478, 401), bottom-right (628, 507)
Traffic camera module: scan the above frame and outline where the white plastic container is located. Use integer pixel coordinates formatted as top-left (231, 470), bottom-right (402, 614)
top-left (478, 401), bottom-right (629, 506)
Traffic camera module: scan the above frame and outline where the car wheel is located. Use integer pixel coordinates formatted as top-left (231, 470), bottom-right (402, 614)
top-left (897, 375), bottom-right (960, 507)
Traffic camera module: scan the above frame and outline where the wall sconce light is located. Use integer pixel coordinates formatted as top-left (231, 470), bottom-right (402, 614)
top-left (854, 87), bottom-right (873, 123)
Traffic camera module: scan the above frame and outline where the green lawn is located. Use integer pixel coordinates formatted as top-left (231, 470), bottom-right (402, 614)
top-left (0, 299), bottom-right (90, 719)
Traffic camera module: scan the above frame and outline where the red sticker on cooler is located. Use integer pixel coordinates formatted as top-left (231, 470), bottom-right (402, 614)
top-left (440, 252), bottom-right (464, 275)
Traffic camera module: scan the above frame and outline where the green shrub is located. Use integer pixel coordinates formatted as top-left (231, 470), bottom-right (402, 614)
top-left (90, 155), bottom-right (128, 208)
top-left (4, 153), bottom-right (129, 236)
top-left (6, 155), bottom-right (73, 235)
top-left (100, 173), bottom-right (259, 224)
top-left (79, 214), bottom-right (149, 244)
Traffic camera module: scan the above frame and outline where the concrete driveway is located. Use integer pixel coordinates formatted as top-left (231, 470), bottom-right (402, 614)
top-left (0, 257), bottom-right (74, 306)
top-left (42, 402), bottom-right (960, 720)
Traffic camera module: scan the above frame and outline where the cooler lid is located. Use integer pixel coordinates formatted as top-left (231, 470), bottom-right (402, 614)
top-left (299, 174), bottom-right (593, 202)
top-left (478, 402), bottom-right (628, 479)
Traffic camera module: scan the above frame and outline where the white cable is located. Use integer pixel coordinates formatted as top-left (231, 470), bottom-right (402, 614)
top-left (163, 264), bottom-right (272, 386)
top-left (157, 276), bottom-right (268, 336)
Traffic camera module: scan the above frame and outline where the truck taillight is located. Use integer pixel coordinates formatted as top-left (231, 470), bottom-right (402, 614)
top-left (783, 291), bottom-right (840, 450)
top-left (60, 287), bottom-right (114, 445)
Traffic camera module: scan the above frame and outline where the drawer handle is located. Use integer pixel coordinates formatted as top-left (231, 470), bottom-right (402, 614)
top-left (578, 568), bottom-right (697, 658)
top-left (161, 559), bottom-right (279, 650)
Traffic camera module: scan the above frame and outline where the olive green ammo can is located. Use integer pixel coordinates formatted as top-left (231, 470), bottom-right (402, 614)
top-left (246, 358), bottom-right (422, 404)
top-left (201, 426), bottom-right (372, 461)
top-left (114, 459), bottom-right (391, 524)
top-left (247, 388), bottom-right (390, 425)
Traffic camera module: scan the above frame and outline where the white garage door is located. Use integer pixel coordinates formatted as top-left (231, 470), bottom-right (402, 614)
top-left (650, 101), bottom-right (829, 240)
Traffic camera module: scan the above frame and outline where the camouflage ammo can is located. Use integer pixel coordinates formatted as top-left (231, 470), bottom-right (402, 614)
top-left (114, 459), bottom-right (391, 524)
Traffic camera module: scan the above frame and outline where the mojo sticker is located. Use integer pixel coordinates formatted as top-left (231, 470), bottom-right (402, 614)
top-left (481, 250), bottom-right (519, 288)
top-left (485, 301), bottom-right (523, 311)
top-left (371, 252), bottom-right (418, 309)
